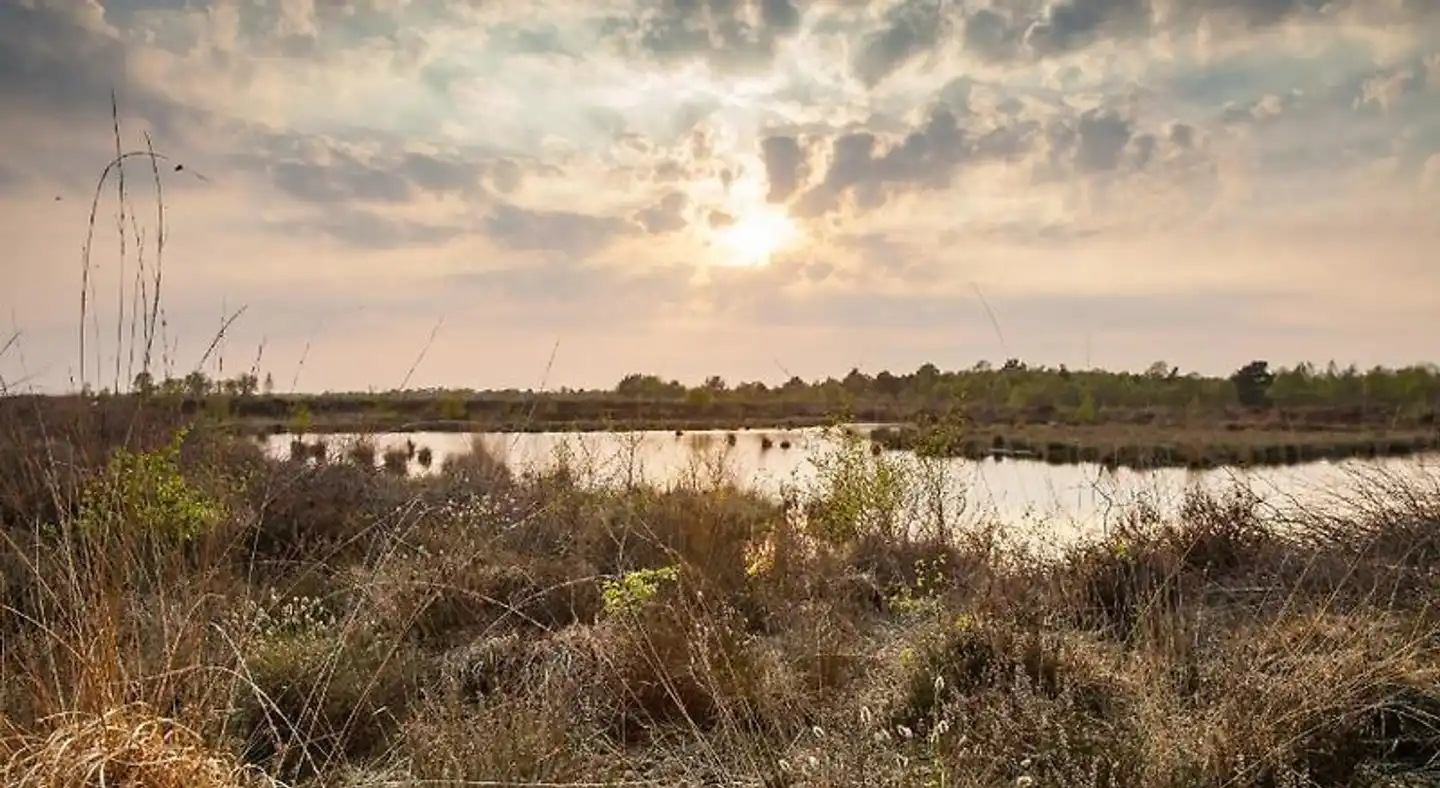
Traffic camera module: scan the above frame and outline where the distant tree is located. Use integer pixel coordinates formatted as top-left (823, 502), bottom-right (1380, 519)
top-left (616, 373), bottom-right (660, 398)
top-left (183, 371), bottom-right (210, 398)
top-left (874, 370), bottom-right (904, 398)
top-left (687, 388), bottom-right (714, 408)
top-left (1230, 360), bottom-right (1275, 408)
top-left (1076, 390), bottom-right (1096, 423)
top-left (842, 368), bottom-right (870, 393)
top-left (263, 373), bottom-right (275, 395)
top-left (734, 381), bottom-right (769, 397)
top-left (132, 371), bottom-right (155, 397)
top-left (439, 395), bottom-right (468, 421)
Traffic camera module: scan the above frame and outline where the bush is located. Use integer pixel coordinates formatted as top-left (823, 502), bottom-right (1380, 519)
top-left (78, 428), bottom-right (226, 544)
top-left (229, 606), bottom-right (421, 780)
top-left (245, 463), bottom-right (391, 565)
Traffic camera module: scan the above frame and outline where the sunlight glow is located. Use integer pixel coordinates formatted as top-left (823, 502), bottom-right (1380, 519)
top-left (712, 207), bottom-right (801, 267)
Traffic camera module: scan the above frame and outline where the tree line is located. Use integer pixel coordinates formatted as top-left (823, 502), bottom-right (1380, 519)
top-left (100, 360), bottom-right (1440, 420)
top-left (614, 360), bottom-right (1440, 416)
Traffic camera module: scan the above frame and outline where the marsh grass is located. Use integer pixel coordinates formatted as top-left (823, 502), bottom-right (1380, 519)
top-left (873, 423), bottom-right (1440, 470)
top-left (6, 405), bottom-right (1440, 786)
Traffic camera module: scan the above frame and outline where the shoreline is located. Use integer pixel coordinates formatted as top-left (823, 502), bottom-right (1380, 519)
top-left (244, 417), bottom-right (1440, 471)
top-left (7, 392), bottom-right (1439, 470)
top-left (868, 424), bottom-right (1440, 470)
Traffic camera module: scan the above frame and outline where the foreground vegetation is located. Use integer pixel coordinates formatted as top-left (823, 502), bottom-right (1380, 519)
top-left (3, 400), bottom-right (1440, 787)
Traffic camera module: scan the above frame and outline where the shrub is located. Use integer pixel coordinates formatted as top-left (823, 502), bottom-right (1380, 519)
top-left (590, 583), bottom-right (769, 744)
top-left (803, 427), bottom-right (908, 545)
top-left (380, 447), bottom-right (409, 476)
top-left (245, 463), bottom-right (387, 564)
top-left (601, 565), bottom-right (678, 618)
top-left (78, 428), bottom-right (225, 544)
top-left (346, 439), bottom-right (376, 469)
top-left (229, 605), bottom-right (421, 780)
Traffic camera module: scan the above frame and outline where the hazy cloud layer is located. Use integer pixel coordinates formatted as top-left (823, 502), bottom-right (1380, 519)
top-left (1, 0), bottom-right (1437, 391)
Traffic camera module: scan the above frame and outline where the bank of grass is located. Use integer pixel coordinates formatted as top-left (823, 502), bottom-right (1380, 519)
top-left (9, 392), bottom-right (1440, 471)
top-left (2, 399), bottom-right (1440, 787)
top-left (872, 422), bottom-right (1440, 470)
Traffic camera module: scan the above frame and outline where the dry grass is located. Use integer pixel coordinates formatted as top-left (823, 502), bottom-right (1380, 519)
top-left (0, 704), bottom-right (276, 788)
top-left (3, 404), bottom-right (1440, 787)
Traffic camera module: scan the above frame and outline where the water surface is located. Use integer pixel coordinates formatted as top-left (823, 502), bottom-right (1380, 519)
top-left (261, 427), bottom-right (1440, 549)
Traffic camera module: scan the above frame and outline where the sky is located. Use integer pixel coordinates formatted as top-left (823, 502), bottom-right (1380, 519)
top-left (1, 0), bottom-right (1438, 393)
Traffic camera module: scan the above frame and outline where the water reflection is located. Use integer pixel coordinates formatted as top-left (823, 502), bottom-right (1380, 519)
top-left (259, 427), bottom-right (1440, 546)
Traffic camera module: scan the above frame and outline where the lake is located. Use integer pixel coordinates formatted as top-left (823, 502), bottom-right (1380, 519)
top-left (258, 427), bottom-right (1440, 550)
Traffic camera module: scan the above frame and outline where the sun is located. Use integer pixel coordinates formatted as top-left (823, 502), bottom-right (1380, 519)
top-left (712, 207), bottom-right (800, 267)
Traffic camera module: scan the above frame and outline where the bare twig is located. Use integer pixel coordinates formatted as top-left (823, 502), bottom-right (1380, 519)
top-left (80, 149), bottom-right (179, 390)
top-left (398, 317), bottom-right (444, 391)
top-left (290, 322), bottom-right (321, 393)
top-left (194, 305), bottom-right (249, 372)
top-left (142, 131), bottom-right (167, 379)
top-left (111, 88), bottom-right (130, 395)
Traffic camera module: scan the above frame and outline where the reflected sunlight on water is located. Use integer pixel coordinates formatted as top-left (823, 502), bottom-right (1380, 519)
top-left (260, 427), bottom-right (1440, 551)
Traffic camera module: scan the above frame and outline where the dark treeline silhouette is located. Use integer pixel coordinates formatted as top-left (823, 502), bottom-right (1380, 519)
top-left (9, 359), bottom-right (1440, 434)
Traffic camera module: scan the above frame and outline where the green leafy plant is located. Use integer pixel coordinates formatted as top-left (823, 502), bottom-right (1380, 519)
top-left (78, 428), bottom-right (225, 542)
top-left (887, 556), bottom-right (949, 620)
top-left (600, 565), bottom-right (679, 618)
top-left (289, 401), bottom-right (313, 433)
top-left (805, 427), bottom-right (908, 545)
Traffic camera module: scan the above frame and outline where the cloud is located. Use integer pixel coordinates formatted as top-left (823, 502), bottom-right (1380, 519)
top-left (851, 0), bottom-right (946, 87)
top-left (2, 0), bottom-right (1438, 392)
top-left (0, 2), bottom-right (127, 119)
top-left (759, 134), bottom-right (808, 202)
top-left (618, 0), bottom-right (804, 74)
top-left (789, 105), bottom-right (1007, 217)
top-left (482, 203), bottom-right (634, 258)
top-left (273, 209), bottom-right (466, 250)
top-left (634, 191), bottom-right (690, 234)
top-left (0, 162), bottom-right (28, 193)
top-left (234, 130), bottom-right (490, 205)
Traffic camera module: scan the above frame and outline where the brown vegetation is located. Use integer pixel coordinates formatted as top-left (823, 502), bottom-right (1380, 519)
top-left (2, 400), bottom-right (1440, 787)
top-left (872, 422), bottom-right (1440, 469)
